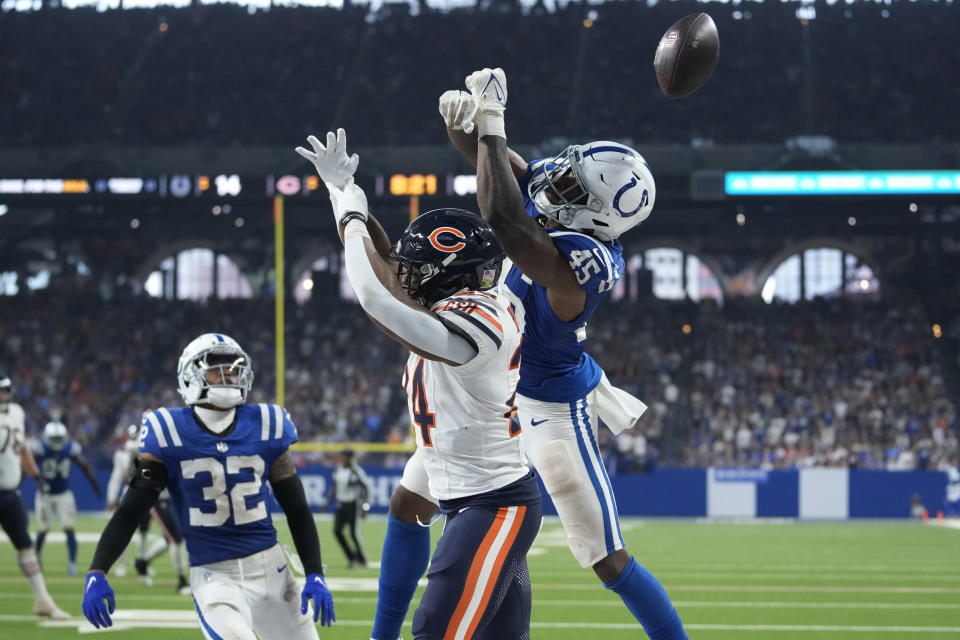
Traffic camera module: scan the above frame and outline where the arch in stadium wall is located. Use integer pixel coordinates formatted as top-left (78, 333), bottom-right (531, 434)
top-left (290, 244), bottom-right (353, 304)
top-left (756, 238), bottom-right (881, 303)
top-left (620, 237), bottom-right (727, 302)
top-left (135, 239), bottom-right (254, 300)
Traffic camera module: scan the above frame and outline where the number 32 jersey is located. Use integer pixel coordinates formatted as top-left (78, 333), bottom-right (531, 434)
top-left (138, 404), bottom-right (297, 566)
top-left (404, 289), bottom-right (527, 502)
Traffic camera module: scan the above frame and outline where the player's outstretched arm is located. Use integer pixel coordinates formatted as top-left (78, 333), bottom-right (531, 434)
top-left (73, 453), bottom-right (103, 498)
top-left (83, 454), bottom-right (165, 628)
top-left (298, 130), bottom-right (479, 365)
top-left (467, 68), bottom-right (587, 320)
top-left (440, 88), bottom-right (528, 181)
top-left (268, 451), bottom-right (335, 627)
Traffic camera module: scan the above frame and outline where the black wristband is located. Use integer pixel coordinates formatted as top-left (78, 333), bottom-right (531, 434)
top-left (272, 474), bottom-right (324, 575)
top-left (89, 484), bottom-right (159, 572)
top-left (339, 211), bottom-right (367, 227)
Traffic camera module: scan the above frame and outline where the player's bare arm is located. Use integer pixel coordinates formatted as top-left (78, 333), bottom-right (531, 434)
top-left (297, 129), bottom-right (479, 367)
top-left (268, 446), bottom-right (327, 580)
top-left (73, 454), bottom-right (103, 497)
top-left (445, 123), bottom-right (528, 182)
top-left (467, 69), bottom-right (587, 321)
top-left (267, 449), bottom-right (297, 484)
top-left (20, 444), bottom-right (39, 479)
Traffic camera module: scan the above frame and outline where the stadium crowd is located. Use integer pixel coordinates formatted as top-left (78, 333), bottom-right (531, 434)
top-left (1, 1), bottom-right (958, 148)
top-left (2, 283), bottom-right (956, 472)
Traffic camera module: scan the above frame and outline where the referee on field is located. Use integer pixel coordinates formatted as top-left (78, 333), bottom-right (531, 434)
top-left (324, 448), bottom-right (372, 568)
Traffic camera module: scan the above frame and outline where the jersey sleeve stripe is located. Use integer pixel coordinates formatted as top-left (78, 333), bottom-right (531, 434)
top-left (506, 304), bottom-right (520, 332)
top-left (437, 314), bottom-right (480, 354)
top-left (259, 403), bottom-right (270, 440)
top-left (145, 412), bottom-right (168, 448)
top-left (272, 404), bottom-right (283, 439)
top-left (471, 307), bottom-right (503, 333)
top-left (463, 297), bottom-right (501, 318)
top-left (451, 309), bottom-right (502, 349)
top-left (156, 408), bottom-right (182, 446)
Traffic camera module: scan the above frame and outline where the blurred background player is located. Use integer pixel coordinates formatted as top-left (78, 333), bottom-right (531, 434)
top-left (322, 447), bottom-right (371, 568)
top-left (298, 129), bottom-right (543, 640)
top-left (30, 419), bottom-right (102, 575)
top-left (945, 456), bottom-right (960, 518)
top-left (0, 375), bottom-right (69, 619)
top-left (81, 333), bottom-right (335, 634)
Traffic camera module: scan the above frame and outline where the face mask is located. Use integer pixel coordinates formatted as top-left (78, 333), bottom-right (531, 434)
top-left (206, 387), bottom-right (242, 409)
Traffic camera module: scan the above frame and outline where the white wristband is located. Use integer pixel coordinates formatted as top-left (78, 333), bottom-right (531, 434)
top-left (476, 112), bottom-right (506, 140)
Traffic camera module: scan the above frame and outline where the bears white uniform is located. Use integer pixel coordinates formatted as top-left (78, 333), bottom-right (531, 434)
top-left (401, 289), bottom-right (526, 501)
top-left (0, 401), bottom-right (26, 491)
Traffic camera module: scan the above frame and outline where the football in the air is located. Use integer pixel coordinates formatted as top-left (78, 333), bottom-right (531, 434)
top-left (653, 12), bottom-right (720, 99)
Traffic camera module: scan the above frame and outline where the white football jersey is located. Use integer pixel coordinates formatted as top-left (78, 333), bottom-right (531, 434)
top-left (403, 288), bottom-right (527, 501)
top-left (0, 402), bottom-right (27, 490)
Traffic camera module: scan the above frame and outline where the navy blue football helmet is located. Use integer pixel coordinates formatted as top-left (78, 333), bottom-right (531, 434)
top-left (391, 208), bottom-right (505, 306)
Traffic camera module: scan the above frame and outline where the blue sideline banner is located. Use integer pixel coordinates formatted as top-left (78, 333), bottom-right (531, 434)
top-left (16, 466), bottom-right (953, 519)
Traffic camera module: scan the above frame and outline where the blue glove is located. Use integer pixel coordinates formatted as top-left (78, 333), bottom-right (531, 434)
top-left (81, 571), bottom-right (115, 628)
top-left (301, 573), bottom-right (335, 627)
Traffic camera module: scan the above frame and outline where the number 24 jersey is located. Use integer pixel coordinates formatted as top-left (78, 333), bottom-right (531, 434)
top-left (403, 289), bottom-right (528, 502)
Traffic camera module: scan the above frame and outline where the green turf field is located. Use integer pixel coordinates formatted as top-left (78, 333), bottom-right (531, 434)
top-left (3, 515), bottom-right (960, 638)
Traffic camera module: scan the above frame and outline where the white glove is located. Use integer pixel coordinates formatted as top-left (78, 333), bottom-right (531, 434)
top-left (464, 67), bottom-right (507, 139)
top-left (328, 178), bottom-right (369, 227)
top-left (295, 128), bottom-right (359, 189)
top-left (438, 89), bottom-right (477, 134)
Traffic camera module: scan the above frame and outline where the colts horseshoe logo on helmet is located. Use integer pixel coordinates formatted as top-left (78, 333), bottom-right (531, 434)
top-left (428, 227), bottom-right (467, 253)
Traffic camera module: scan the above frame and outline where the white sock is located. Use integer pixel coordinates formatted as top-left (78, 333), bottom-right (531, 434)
top-left (18, 549), bottom-right (49, 600)
top-left (170, 542), bottom-right (188, 576)
top-left (136, 530), bottom-right (149, 559)
top-left (146, 536), bottom-right (168, 562)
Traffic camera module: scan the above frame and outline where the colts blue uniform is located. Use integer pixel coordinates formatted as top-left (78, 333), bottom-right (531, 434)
top-left (138, 404), bottom-right (297, 566)
top-left (501, 159), bottom-right (627, 569)
top-left (31, 440), bottom-right (82, 495)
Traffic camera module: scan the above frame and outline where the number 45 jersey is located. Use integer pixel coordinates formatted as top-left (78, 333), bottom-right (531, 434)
top-left (506, 162), bottom-right (626, 403)
top-left (138, 404), bottom-right (297, 566)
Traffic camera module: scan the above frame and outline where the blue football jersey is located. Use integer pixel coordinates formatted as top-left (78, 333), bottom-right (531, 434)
top-left (138, 404), bottom-right (298, 566)
top-left (506, 159), bottom-right (625, 402)
top-left (30, 440), bottom-right (81, 495)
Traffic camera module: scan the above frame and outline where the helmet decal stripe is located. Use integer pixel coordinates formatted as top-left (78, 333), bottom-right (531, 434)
top-left (581, 145), bottom-right (637, 158)
top-left (214, 334), bottom-right (224, 342)
top-left (428, 226), bottom-right (467, 252)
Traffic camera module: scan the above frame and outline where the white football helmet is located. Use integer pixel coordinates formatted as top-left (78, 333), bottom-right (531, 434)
top-left (528, 141), bottom-right (655, 242)
top-left (176, 333), bottom-right (253, 408)
top-left (42, 421), bottom-right (69, 451)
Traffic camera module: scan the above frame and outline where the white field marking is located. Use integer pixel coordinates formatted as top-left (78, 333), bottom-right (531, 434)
top-left (60, 619), bottom-right (960, 634)
top-left (531, 583), bottom-right (960, 593)
top-left (534, 622), bottom-right (960, 633)
top-left (0, 532), bottom-right (102, 543)
top-left (530, 569), bottom-right (960, 583)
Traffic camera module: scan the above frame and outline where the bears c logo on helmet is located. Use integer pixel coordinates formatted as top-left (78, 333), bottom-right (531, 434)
top-left (428, 227), bottom-right (467, 253)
